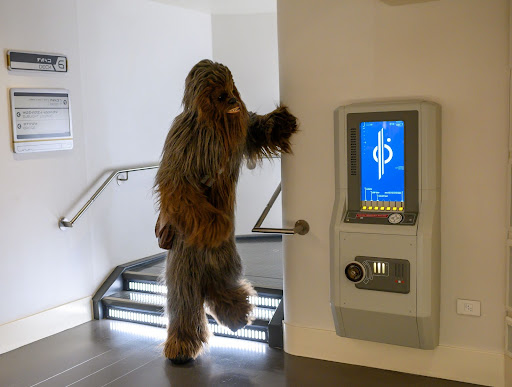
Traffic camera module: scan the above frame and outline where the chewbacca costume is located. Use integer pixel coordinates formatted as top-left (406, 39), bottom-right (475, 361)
top-left (155, 59), bottom-right (297, 364)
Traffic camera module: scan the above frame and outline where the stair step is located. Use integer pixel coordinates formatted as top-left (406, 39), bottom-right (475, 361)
top-left (94, 240), bottom-right (284, 346)
top-left (124, 275), bottom-right (282, 306)
top-left (104, 305), bottom-right (269, 343)
top-left (207, 319), bottom-right (268, 342)
top-left (122, 235), bottom-right (283, 289)
top-left (103, 291), bottom-right (278, 324)
top-left (123, 260), bottom-right (165, 283)
top-left (126, 280), bottom-right (166, 294)
top-left (103, 291), bottom-right (164, 314)
top-left (102, 290), bottom-right (273, 343)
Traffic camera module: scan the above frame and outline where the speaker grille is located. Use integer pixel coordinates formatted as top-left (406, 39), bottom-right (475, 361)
top-left (349, 128), bottom-right (358, 176)
top-left (395, 263), bottom-right (404, 278)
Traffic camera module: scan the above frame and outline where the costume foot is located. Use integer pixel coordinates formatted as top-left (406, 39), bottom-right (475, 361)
top-left (207, 280), bottom-right (256, 332)
top-left (163, 326), bottom-right (208, 363)
top-left (169, 355), bottom-right (194, 365)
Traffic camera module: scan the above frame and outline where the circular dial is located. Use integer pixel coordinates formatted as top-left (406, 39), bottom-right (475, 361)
top-left (388, 213), bottom-right (403, 224)
top-left (345, 262), bottom-right (365, 283)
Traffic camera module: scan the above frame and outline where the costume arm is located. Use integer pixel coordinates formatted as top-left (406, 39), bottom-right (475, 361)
top-left (245, 105), bottom-right (298, 161)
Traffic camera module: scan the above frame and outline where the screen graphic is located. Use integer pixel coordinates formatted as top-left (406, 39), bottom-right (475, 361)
top-left (360, 121), bottom-right (404, 207)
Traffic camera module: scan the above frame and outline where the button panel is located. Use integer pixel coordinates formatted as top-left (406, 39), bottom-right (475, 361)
top-left (354, 256), bottom-right (410, 294)
top-left (344, 211), bottom-right (417, 225)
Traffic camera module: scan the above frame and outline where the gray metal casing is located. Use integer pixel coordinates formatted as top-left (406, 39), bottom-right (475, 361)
top-left (330, 100), bottom-right (441, 349)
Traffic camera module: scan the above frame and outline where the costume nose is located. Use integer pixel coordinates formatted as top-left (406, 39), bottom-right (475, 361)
top-left (228, 97), bottom-right (237, 105)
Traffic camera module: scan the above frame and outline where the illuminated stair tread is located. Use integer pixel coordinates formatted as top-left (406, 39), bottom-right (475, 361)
top-left (123, 260), bottom-right (165, 282)
top-left (103, 291), bottom-right (277, 326)
top-left (95, 237), bottom-right (285, 346)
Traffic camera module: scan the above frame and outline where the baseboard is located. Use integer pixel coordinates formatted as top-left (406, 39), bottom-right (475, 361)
top-left (284, 322), bottom-right (504, 387)
top-left (0, 297), bottom-right (92, 355)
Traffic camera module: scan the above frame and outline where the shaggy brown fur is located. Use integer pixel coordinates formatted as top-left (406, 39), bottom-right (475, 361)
top-left (154, 59), bottom-right (297, 364)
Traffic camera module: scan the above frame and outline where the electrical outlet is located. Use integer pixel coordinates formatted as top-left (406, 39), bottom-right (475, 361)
top-left (457, 299), bottom-right (481, 316)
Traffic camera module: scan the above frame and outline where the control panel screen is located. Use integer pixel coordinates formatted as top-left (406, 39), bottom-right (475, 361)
top-left (360, 120), bottom-right (404, 210)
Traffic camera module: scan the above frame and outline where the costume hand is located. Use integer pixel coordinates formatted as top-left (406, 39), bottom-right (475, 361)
top-left (268, 106), bottom-right (298, 153)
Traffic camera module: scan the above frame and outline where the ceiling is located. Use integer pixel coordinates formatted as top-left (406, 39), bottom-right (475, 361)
top-left (151, 0), bottom-right (276, 15)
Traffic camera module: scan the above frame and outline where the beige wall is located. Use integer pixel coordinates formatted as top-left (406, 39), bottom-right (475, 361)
top-left (278, 0), bottom-right (508, 384)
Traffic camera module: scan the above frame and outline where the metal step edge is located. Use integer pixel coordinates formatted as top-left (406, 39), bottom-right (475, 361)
top-left (268, 298), bottom-right (284, 349)
top-left (92, 252), bottom-right (166, 319)
top-left (123, 271), bottom-right (162, 282)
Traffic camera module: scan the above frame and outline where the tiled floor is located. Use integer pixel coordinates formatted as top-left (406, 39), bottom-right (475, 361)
top-left (0, 320), bottom-right (481, 387)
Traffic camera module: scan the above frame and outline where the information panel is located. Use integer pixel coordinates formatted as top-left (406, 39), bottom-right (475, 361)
top-left (360, 120), bottom-right (405, 205)
top-left (10, 89), bottom-right (73, 153)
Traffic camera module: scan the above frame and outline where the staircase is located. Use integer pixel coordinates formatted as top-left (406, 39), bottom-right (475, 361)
top-left (93, 236), bottom-right (284, 348)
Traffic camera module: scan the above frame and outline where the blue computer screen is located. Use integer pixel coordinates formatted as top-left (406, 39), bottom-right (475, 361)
top-left (360, 121), bottom-right (405, 204)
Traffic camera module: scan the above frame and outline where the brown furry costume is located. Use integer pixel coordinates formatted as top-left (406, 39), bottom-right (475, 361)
top-left (154, 59), bottom-right (297, 364)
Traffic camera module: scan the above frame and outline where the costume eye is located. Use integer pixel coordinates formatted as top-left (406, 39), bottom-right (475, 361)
top-left (218, 93), bottom-right (228, 101)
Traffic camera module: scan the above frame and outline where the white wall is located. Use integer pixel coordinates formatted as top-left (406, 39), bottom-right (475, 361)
top-left (0, 0), bottom-right (283, 336)
top-left (0, 0), bottom-right (92, 326)
top-left (0, 0), bottom-right (282, 337)
top-left (212, 14), bottom-right (280, 113)
top-left (212, 13), bottom-right (283, 235)
top-left (0, 0), bottom-right (212, 327)
top-left (76, 0), bottom-right (212, 288)
top-left (278, 0), bottom-right (508, 385)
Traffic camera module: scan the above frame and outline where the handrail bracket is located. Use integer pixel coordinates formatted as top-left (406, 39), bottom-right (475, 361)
top-left (251, 183), bottom-right (309, 236)
top-left (58, 165), bottom-right (158, 230)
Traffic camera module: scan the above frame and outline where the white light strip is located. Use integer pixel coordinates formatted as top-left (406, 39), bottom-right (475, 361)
top-left (110, 304), bottom-right (272, 324)
top-left (127, 282), bottom-right (280, 310)
top-left (107, 307), bottom-right (166, 327)
top-left (128, 292), bottom-right (166, 306)
top-left (109, 320), bottom-right (267, 353)
top-left (251, 307), bottom-right (274, 321)
top-left (128, 281), bottom-right (167, 294)
top-left (207, 323), bottom-right (266, 342)
top-left (248, 296), bottom-right (281, 308)
top-left (107, 307), bottom-right (267, 342)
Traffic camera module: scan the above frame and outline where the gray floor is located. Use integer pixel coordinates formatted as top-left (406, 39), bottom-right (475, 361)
top-left (0, 320), bottom-right (481, 387)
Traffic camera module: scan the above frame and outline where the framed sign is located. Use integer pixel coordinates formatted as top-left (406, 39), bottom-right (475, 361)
top-left (7, 51), bottom-right (67, 72)
top-left (10, 88), bottom-right (73, 153)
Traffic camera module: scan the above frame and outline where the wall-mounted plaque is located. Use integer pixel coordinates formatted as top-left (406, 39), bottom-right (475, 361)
top-left (7, 51), bottom-right (67, 72)
top-left (10, 88), bottom-right (73, 153)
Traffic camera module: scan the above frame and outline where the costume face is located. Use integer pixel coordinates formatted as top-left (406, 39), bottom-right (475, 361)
top-left (183, 60), bottom-right (247, 124)
top-left (213, 86), bottom-right (240, 115)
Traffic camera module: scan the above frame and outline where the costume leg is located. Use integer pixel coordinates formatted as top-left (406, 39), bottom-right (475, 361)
top-left (204, 237), bottom-right (256, 332)
top-left (164, 244), bottom-right (209, 364)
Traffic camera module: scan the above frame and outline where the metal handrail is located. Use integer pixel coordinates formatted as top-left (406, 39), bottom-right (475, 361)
top-left (252, 183), bottom-right (309, 235)
top-left (59, 165), bottom-right (159, 230)
top-left (59, 166), bottom-right (309, 236)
